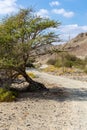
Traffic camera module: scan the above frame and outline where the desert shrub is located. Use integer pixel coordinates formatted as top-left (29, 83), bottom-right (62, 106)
top-left (47, 59), bottom-right (56, 65)
top-left (54, 60), bottom-right (62, 67)
top-left (65, 54), bottom-right (77, 61)
top-left (83, 57), bottom-right (87, 67)
top-left (65, 54), bottom-right (74, 59)
top-left (47, 53), bottom-right (85, 69)
top-left (84, 56), bottom-right (87, 62)
top-left (64, 60), bottom-right (73, 68)
top-left (83, 64), bottom-right (87, 73)
top-left (84, 68), bottom-right (87, 73)
top-left (0, 88), bottom-right (7, 94)
top-left (74, 59), bottom-right (85, 69)
top-left (47, 58), bottom-right (62, 67)
top-left (47, 54), bottom-right (76, 68)
top-left (0, 88), bottom-right (17, 102)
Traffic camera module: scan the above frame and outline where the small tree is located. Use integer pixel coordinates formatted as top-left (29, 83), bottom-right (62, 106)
top-left (0, 8), bottom-right (60, 90)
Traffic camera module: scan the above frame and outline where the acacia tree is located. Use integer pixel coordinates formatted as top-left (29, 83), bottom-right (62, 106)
top-left (0, 9), bottom-right (60, 90)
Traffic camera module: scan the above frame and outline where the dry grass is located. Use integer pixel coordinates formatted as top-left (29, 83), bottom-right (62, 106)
top-left (18, 72), bottom-right (37, 79)
top-left (42, 65), bottom-right (79, 76)
top-left (27, 72), bottom-right (37, 78)
top-left (43, 65), bottom-right (58, 72)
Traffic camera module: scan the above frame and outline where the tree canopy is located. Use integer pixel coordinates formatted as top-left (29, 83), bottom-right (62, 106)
top-left (0, 8), bottom-right (61, 90)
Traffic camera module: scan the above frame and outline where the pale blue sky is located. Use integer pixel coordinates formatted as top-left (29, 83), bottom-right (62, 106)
top-left (0, 0), bottom-right (87, 42)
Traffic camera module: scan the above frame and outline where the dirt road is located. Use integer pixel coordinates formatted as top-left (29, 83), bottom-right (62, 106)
top-left (29, 69), bottom-right (87, 130)
top-left (0, 70), bottom-right (87, 130)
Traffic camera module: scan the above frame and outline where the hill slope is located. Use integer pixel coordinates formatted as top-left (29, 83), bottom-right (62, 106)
top-left (34, 32), bottom-right (87, 64)
top-left (63, 32), bottom-right (87, 58)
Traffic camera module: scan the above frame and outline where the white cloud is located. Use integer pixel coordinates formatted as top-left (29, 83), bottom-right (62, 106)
top-left (48, 24), bottom-right (87, 44)
top-left (60, 24), bottom-right (78, 33)
top-left (36, 9), bottom-right (49, 18)
top-left (0, 0), bottom-right (20, 15)
top-left (81, 26), bottom-right (87, 31)
top-left (59, 24), bottom-right (87, 42)
top-left (49, 1), bottom-right (60, 7)
top-left (52, 8), bottom-right (74, 18)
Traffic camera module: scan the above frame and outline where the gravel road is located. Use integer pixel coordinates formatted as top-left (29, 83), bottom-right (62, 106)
top-left (0, 70), bottom-right (87, 130)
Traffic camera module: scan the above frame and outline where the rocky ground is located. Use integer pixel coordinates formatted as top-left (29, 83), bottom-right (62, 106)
top-left (0, 70), bottom-right (87, 130)
top-left (0, 94), bottom-right (72, 130)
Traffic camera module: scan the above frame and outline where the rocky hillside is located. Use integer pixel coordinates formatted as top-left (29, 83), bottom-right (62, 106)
top-left (63, 32), bottom-right (87, 59)
top-left (34, 32), bottom-right (87, 64)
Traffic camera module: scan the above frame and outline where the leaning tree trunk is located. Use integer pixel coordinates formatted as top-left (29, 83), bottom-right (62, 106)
top-left (20, 70), bottom-right (48, 92)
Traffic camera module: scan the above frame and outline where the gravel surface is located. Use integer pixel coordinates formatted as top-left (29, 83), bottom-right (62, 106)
top-left (0, 70), bottom-right (87, 130)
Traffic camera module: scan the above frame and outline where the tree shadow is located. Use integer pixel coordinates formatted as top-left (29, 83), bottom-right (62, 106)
top-left (17, 86), bottom-right (87, 102)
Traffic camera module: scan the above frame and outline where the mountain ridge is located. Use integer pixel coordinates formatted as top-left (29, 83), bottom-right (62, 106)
top-left (62, 32), bottom-right (87, 58)
top-left (35, 32), bottom-right (87, 64)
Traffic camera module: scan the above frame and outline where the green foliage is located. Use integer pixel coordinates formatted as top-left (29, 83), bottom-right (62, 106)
top-left (47, 54), bottom-right (85, 69)
top-left (64, 60), bottom-right (73, 68)
top-left (84, 68), bottom-right (87, 73)
top-left (65, 54), bottom-right (77, 61)
top-left (54, 59), bottom-right (62, 67)
top-left (0, 8), bottom-right (60, 85)
top-left (64, 54), bottom-right (77, 68)
top-left (0, 88), bottom-right (17, 102)
top-left (47, 58), bottom-right (62, 67)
